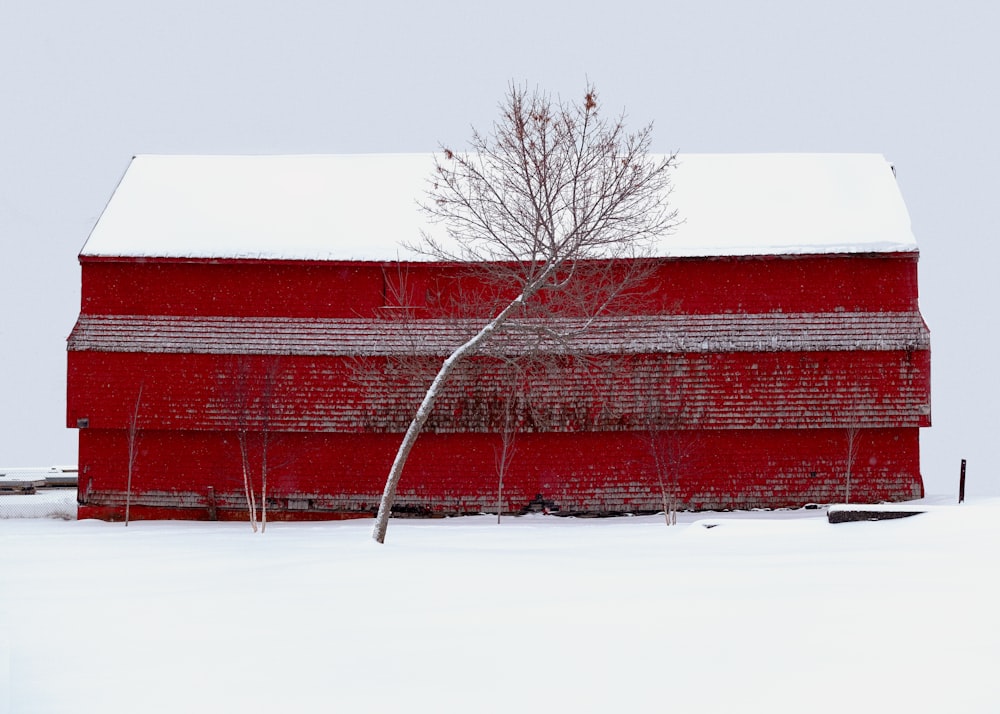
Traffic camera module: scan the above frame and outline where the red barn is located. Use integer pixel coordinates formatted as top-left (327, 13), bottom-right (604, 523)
top-left (67, 154), bottom-right (930, 521)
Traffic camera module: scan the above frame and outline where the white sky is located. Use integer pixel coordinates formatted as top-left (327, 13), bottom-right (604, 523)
top-left (1, 0), bottom-right (998, 497)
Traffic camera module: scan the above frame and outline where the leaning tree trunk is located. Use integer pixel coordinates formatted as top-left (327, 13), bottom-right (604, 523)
top-left (372, 279), bottom-right (547, 543)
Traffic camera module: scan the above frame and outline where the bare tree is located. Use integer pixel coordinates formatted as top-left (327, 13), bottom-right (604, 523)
top-left (236, 432), bottom-right (258, 531)
top-left (844, 421), bottom-right (861, 504)
top-left (228, 356), bottom-right (283, 532)
top-left (642, 360), bottom-right (696, 525)
top-left (124, 382), bottom-right (143, 526)
top-left (257, 358), bottom-right (281, 532)
top-left (492, 370), bottom-right (524, 524)
top-left (372, 83), bottom-right (676, 542)
top-left (646, 429), bottom-right (695, 525)
top-left (231, 359), bottom-right (259, 532)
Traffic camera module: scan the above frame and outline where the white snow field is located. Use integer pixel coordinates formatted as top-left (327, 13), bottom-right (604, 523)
top-left (2, 500), bottom-right (997, 713)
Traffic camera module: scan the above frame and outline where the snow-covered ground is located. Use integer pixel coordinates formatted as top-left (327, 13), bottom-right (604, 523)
top-left (2, 499), bottom-right (997, 713)
top-left (0, 489), bottom-right (76, 521)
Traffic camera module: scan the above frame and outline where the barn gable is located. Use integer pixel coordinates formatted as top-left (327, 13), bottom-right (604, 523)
top-left (67, 154), bottom-right (930, 520)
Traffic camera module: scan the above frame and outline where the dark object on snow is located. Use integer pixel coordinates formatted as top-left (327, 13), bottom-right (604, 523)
top-left (959, 458), bottom-right (966, 504)
top-left (827, 506), bottom-right (925, 523)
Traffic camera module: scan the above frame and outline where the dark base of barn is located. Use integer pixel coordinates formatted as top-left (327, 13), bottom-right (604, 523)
top-left (74, 427), bottom-right (924, 522)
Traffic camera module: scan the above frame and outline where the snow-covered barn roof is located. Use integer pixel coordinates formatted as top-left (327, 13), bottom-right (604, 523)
top-left (80, 153), bottom-right (917, 261)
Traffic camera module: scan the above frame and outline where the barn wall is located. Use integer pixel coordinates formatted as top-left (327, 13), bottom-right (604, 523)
top-left (76, 426), bottom-right (922, 521)
top-left (647, 252), bottom-right (920, 314)
top-left (70, 250), bottom-right (928, 519)
top-left (81, 259), bottom-right (386, 318)
top-left (67, 348), bottom-right (930, 433)
top-left (79, 252), bottom-right (920, 318)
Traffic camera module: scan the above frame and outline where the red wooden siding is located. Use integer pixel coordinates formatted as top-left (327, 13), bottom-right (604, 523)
top-left (78, 252), bottom-right (920, 318)
top-left (75, 428), bottom-right (921, 521)
top-left (67, 347), bottom-right (929, 434)
top-left (68, 251), bottom-right (929, 520)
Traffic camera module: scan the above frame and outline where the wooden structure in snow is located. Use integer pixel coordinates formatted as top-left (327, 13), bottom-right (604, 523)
top-left (67, 154), bottom-right (930, 520)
